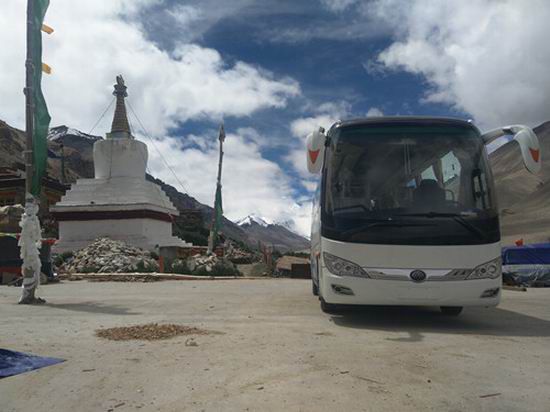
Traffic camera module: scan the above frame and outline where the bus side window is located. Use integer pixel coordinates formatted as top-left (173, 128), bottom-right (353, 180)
top-left (442, 151), bottom-right (461, 202)
top-left (480, 172), bottom-right (490, 206)
top-left (472, 169), bottom-right (488, 209)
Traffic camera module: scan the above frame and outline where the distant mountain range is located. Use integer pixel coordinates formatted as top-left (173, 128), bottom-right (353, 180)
top-left (48, 125), bottom-right (101, 142)
top-left (0, 120), bottom-right (310, 252)
top-left (236, 214), bottom-right (310, 252)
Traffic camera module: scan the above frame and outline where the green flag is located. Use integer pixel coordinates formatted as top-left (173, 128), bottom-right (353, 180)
top-left (212, 183), bottom-right (223, 239)
top-left (30, 0), bottom-right (51, 196)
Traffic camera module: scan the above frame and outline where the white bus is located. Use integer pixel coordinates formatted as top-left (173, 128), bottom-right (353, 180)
top-left (306, 117), bottom-right (541, 315)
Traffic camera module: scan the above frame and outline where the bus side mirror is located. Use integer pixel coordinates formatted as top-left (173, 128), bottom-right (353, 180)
top-left (513, 128), bottom-right (541, 175)
top-left (482, 124), bottom-right (542, 175)
top-left (306, 127), bottom-right (326, 174)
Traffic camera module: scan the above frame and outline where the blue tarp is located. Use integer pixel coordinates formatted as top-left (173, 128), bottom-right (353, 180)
top-left (502, 243), bottom-right (550, 265)
top-left (502, 243), bottom-right (550, 287)
top-left (0, 349), bottom-right (64, 379)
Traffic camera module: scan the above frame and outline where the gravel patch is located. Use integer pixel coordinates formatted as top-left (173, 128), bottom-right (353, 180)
top-left (95, 323), bottom-right (218, 341)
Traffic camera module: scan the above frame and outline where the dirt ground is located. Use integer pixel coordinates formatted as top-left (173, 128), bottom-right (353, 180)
top-left (1, 280), bottom-right (549, 412)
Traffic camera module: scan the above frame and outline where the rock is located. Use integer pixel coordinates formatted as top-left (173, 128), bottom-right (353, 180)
top-left (61, 237), bottom-right (158, 274)
top-left (170, 254), bottom-right (240, 276)
top-left (0, 204), bottom-right (24, 233)
top-left (185, 338), bottom-right (198, 347)
top-left (224, 240), bottom-right (259, 264)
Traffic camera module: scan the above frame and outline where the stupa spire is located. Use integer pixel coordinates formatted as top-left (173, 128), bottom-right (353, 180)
top-left (108, 75), bottom-right (132, 139)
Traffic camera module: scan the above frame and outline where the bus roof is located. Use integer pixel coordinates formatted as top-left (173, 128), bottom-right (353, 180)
top-left (332, 116), bottom-right (477, 131)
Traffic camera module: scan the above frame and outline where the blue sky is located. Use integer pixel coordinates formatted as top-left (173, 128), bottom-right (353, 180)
top-left (1, 0), bottom-right (549, 235)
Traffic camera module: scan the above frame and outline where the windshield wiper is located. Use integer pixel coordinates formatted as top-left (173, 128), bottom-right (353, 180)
top-left (395, 212), bottom-right (488, 241)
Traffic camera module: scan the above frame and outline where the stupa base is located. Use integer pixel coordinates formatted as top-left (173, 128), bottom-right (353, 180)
top-left (53, 217), bottom-right (191, 253)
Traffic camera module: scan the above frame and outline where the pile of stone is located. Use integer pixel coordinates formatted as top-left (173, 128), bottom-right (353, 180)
top-left (0, 204), bottom-right (24, 233)
top-left (224, 241), bottom-right (258, 264)
top-left (171, 254), bottom-right (240, 276)
top-left (62, 237), bottom-right (159, 273)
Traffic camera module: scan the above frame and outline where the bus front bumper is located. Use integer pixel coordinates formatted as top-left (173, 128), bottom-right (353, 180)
top-left (320, 272), bottom-right (501, 307)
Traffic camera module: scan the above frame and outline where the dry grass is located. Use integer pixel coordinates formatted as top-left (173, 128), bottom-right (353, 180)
top-left (95, 323), bottom-right (217, 341)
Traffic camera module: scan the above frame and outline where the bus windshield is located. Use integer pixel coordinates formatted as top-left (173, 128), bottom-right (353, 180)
top-left (321, 122), bottom-right (500, 245)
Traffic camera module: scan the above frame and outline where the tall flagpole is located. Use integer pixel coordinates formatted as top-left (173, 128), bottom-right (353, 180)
top-left (19, 0), bottom-right (44, 304)
top-left (25, 0), bottom-right (34, 196)
top-left (207, 124), bottom-right (225, 254)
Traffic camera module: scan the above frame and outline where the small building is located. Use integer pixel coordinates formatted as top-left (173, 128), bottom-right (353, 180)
top-left (0, 167), bottom-right (67, 217)
top-left (275, 255), bottom-right (311, 278)
top-left (50, 76), bottom-right (191, 252)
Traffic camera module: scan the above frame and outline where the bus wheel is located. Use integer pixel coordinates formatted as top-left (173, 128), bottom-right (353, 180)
top-left (320, 297), bottom-right (341, 314)
top-left (440, 306), bottom-right (463, 316)
top-left (312, 281), bottom-right (319, 296)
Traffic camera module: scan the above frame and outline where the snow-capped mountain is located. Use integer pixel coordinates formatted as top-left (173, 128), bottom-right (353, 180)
top-left (235, 214), bottom-right (309, 252)
top-left (45, 126), bottom-right (103, 180)
top-left (48, 125), bottom-right (102, 142)
top-left (236, 214), bottom-right (271, 227)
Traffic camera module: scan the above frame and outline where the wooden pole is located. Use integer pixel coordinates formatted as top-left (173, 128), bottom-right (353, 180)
top-left (19, 0), bottom-right (45, 304)
top-left (207, 126), bottom-right (224, 254)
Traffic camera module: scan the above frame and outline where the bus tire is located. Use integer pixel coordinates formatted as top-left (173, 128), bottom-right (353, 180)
top-left (312, 281), bottom-right (319, 296)
top-left (320, 297), bottom-right (341, 314)
top-left (440, 306), bottom-right (463, 316)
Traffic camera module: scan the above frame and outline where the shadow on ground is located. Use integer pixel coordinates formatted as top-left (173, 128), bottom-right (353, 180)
top-left (330, 306), bottom-right (550, 341)
top-left (45, 302), bottom-right (140, 316)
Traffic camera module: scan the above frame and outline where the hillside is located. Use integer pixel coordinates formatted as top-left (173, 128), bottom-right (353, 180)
top-left (236, 214), bottom-right (310, 252)
top-left (0, 120), bottom-right (26, 170)
top-left (145, 174), bottom-right (250, 246)
top-left (489, 121), bottom-right (550, 245)
top-left (0, 120), bottom-right (309, 251)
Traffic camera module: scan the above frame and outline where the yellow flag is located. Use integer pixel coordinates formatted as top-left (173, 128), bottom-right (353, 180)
top-left (41, 24), bottom-right (54, 34)
top-left (42, 63), bottom-right (52, 74)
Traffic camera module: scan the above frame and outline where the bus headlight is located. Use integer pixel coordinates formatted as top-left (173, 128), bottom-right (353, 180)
top-left (323, 253), bottom-right (369, 278)
top-left (467, 257), bottom-right (502, 280)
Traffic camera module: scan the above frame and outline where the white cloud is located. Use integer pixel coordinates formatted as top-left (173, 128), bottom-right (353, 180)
top-left (320, 0), bottom-right (360, 12)
top-left (168, 4), bottom-right (203, 27)
top-left (0, 0), bottom-right (310, 236)
top-left (366, 107), bottom-right (383, 117)
top-left (372, 0), bottom-right (550, 129)
top-left (162, 0), bottom-right (256, 43)
top-left (0, 0), bottom-right (300, 136)
top-left (290, 100), bottom-right (350, 140)
top-left (290, 114), bottom-right (337, 143)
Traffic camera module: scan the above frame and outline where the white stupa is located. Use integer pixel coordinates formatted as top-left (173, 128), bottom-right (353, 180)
top-left (51, 76), bottom-right (190, 252)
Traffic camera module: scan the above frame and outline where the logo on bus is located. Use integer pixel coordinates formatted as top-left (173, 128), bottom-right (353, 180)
top-left (410, 270), bottom-right (427, 282)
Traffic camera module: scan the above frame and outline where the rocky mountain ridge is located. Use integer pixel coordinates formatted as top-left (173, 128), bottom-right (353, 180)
top-left (48, 125), bottom-right (101, 142)
top-left (236, 214), bottom-right (310, 252)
